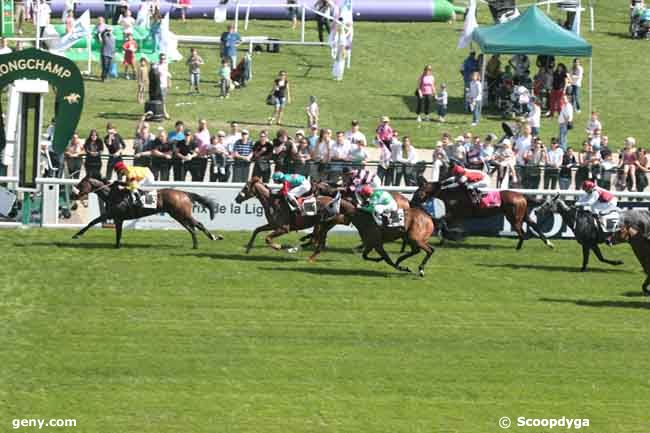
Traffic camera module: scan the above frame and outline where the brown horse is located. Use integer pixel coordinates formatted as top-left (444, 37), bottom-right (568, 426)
top-left (71, 176), bottom-right (223, 248)
top-left (311, 198), bottom-right (435, 276)
top-left (235, 176), bottom-right (345, 253)
top-left (411, 179), bottom-right (553, 250)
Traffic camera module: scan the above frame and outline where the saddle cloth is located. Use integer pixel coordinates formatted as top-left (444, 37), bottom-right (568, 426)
top-left (298, 195), bottom-right (317, 216)
top-left (479, 191), bottom-right (502, 209)
top-left (382, 209), bottom-right (405, 228)
top-left (142, 190), bottom-right (158, 209)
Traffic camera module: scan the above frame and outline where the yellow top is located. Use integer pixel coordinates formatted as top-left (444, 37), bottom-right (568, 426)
top-left (122, 166), bottom-right (152, 191)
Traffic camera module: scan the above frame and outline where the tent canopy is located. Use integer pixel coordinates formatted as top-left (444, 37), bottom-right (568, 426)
top-left (472, 6), bottom-right (592, 57)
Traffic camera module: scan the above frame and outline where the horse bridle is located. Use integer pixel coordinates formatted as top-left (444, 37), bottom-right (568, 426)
top-left (73, 180), bottom-right (112, 198)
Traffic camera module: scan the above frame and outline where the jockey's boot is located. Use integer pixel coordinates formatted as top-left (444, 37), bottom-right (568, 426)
top-left (287, 196), bottom-right (299, 212)
top-left (132, 191), bottom-right (143, 207)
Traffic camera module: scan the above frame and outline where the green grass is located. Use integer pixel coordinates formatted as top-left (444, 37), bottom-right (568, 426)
top-left (1, 228), bottom-right (649, 432)
top-left (19, 1), bottom-right (650, 150)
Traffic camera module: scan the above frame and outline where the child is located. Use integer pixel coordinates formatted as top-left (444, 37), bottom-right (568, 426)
top-left (435, 83), bottom-right (448, 122)
top-left (585, 111), bottom-right (602, 135)
top-left (122, 34), bottom-right (137, 80)
top-left (306, 96), bottom-right (319, 128)
top-left (219, 59), bottom-right (231, 98)
top-left (186, 47), bottom-right (203, 94)
top-left (136, 57), bottom-right (148, 104)
top-left (620, 140), bottom-right (638, 191)
top-left (493, 139), bottom-right (518, 187)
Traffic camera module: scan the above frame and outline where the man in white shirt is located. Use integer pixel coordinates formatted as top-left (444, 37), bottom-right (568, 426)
top-left (514, 124), bottom-right (533, 184)
top-left (570, 58), bottom-right (584, 113)
top-left (527, 97), bottom-right (541, 137)
top-left (119, 9), bottom-right (135, 36)
top-left (224, 121), bottom-right (242, 152)
top-left (557, 95), bottom-right (574, 150)
top-left (468, 72), bottom-right (483, 126)
top-left (0, 38), bottom-right (12, 55)
top-left (329, 131), bottom-right (351, 161)
top-left (345, 120), bottom-right (367, 147)
top-left (35, 0), bottom-right (51, 37)
top-left (544, 138), bottom-right (564, 189)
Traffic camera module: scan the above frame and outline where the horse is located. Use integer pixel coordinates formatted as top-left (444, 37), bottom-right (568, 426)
top-left (71, 176), bottom-right (223, 249)
top-left (609, 208), bottom-right (650, 294)
top-left (234, 176), bottom-right (345, 253)
top-left (536, 195), bottom-right (623, 272)
top-left (310, 198), bottom-right (435, 276)
top-left (411, 177), bottom-right (553, 250)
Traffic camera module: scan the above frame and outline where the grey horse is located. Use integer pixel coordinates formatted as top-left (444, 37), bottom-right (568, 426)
top-left (610, 209), bottom-right (650, 295)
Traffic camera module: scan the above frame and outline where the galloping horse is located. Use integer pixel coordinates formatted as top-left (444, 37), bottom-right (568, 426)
top-left (71, 176), bottom-right (223, 248)
top-left (411, 178), bottom-right (553, 250)
top-left (235, 176), bottom-right (345, 253)
top-left (609, 209), bottom-right (650, 294)
top-left (310, 198), bottom-right (435, 276)
top-left (536, 195), bottom-right (623, 272)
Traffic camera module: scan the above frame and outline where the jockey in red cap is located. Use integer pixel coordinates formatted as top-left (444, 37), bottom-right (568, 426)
top-left (441, 164), bottom-right (489, 206)
top-left (577, 180), bottom-right (618, 216)
top-left (113, 160), bottom-right (155, 207)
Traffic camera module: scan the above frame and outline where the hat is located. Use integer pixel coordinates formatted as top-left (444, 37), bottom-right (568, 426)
top-left (241, 129), bottom-right (249, 134)
top-left (295, 129), bottom-right (305, 136)
top-left (114, 161), bottom-right (127, 172)
top-left (381, 116), bottom-right (390, 123)
top-left (502, 138), bottom-right (512, 146)
top-left (455, 135), bottom-right (465, 143)
top-left (310, 124), bottom-right (318, 129)
top-left (217, 130), bottom-right (226, 137)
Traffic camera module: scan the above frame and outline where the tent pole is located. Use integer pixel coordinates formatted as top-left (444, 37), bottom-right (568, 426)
top-left (588, 56), bottom-right (593, 114)
top-left (479, 53), bottom-right (487, 116)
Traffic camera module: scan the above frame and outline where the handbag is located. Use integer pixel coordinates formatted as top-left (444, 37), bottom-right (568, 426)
top-left (266, 94), bottom-right (277, 106)
top-left (567, 121), bottom-right (574, 130)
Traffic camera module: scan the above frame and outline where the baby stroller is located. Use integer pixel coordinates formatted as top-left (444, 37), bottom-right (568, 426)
top-left (503, 85), bottom-right (530, 118)
top-left (630, 4), bottom-right (650, 38)
top-left (230, 53), bottom-right (252, 88)
top-left (495, 77), bottom-right (514, 116)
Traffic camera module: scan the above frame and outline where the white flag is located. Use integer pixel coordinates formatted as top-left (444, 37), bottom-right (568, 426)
top-left (160, 13), bottom-right (182, 62)
top-left (50, 10), bottom-right (91, 52)
top-left (571, 6), bottom-right (582, 36)
top-left (457, 0), bottom-right (478, 49)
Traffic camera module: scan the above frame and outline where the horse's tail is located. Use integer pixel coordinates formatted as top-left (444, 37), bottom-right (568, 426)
top-left (187, 192), bottom-right (217, 220)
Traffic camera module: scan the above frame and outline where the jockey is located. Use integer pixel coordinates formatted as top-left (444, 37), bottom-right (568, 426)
top-left (358, 184), bottom-right (398, 226)
top-left (272, 171), bottom-right (312, 210)
top-left (342, 167), bottom-right (382, 193)
top-left (576, 180), bottom-right (618, 216)
top-left (113, 160), bottom-right (155, 206)
top-left (441, 164), bottom-right (488, 205)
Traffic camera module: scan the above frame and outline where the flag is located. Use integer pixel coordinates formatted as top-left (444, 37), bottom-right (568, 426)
top-left (571, 5), bottom-right (582, 36)
top-left (136, 3), bottom-right (150, 28)
top-left (160, 13), bottom-right (183, 62)
top-left (50, 10), bottom-right (91, 52)
top-left (457, 0), bottom-right (478, 49)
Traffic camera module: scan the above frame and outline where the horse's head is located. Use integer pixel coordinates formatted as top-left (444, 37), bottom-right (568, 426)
top-left (71, 176), bottom-right (104, 201)
top-left (411, 179), bottom-right (438, 207)
top-left (312, 180), bottom-right (338, 197)
top-left (235, 176), bottom-right (265, 204)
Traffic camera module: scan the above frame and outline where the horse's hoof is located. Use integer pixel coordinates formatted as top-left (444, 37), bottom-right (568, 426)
top-left (72, 235), bottom-right (79, 240)
top-left (580, 268), bottom-right (587, 273)
top-left (546, 241), bottom-right (555, 249)
top-left (215, 235), bottom-right (224, 241)
top-left (399, 266), bottom-right (412, 273)
top-left (287, 246), bottom-right (300, 254)
top-left (307, 257), bottom-right (317, 264)
top-left (418, 269), bottom-right (425, 278)
top-left (614, 260), bottom-right (624, 266)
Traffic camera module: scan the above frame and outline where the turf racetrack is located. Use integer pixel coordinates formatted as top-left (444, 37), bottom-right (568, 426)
top-left (1, 229), bottom-right (648, 432)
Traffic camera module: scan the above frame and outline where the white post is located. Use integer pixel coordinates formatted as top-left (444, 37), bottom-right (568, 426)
top-left (86, 34), bottom-right (92, 75)
top-left (244, 2), bottom-right (251, 31)
top-left (234, 1), bottom-right (240, 32)
top-left (300, 5), bottom-right (306, 43)
top-left (588, 56), bottom-right (593, 114)
top-left (35, 5), bottom-right (40, 49)
top-left (547, 0), bottom-right (551, 13)
top-left (589, 0), bottom-right (595, 32)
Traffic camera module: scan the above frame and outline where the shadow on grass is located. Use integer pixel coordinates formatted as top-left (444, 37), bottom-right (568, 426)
top-left (603, 31), bottom-right (633, 39)
top-left (479, 263), bottom-right (631, 273)
top-left (540, 297), bottom-right (650, 310)
top-left (231, 120), bottom-right (305, 129)
top-left (173, 251), bottom-right (334, 263)
top-left (14, 241), bottom-right (180, 250)
top-left (258, 265), bottom-right (396, 278)
top-left (97, 112), bottom-right (143, 120)
top-left (621, 291), bottom-right (647, 298)
top-left (440, 242), bottom-right (513, 251)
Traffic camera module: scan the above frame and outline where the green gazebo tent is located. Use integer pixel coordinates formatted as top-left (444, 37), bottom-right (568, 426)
top-left (472, 5), bottom-right (594, 112)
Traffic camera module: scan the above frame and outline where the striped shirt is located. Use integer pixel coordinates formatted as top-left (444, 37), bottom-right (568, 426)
top-left (233, 139), bottom-right (253, 157)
